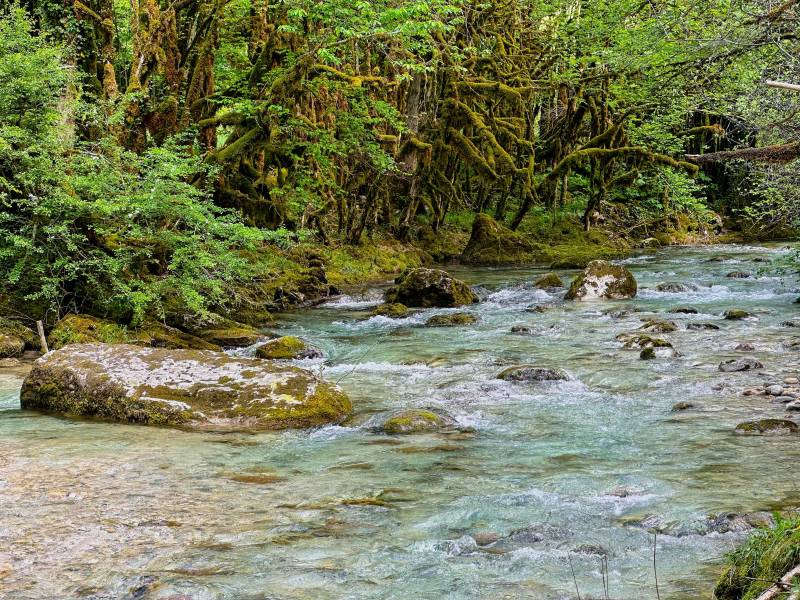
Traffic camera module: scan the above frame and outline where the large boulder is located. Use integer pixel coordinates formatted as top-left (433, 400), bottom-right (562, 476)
top-left (20, 344), bottom-right (351, 430)
top-left (565, 260), bottom-right (637, 301)
top-left (385, 268), bottom-right (477, 308)
top-left (460, 213), bottom-right (536, 265)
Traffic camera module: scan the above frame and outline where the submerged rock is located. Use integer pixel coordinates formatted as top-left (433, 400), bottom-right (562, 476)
top-left (372, 303), bottom-right (410, 318)
top-left (735, 419), bottom-right (798, 435)
top-left (525, 304), bottom-right (553, 313)
top-left (385, 268), bottom-right (478, 308)
top-left (510, 325), bottom-right (534, 335)
top-left (726, 271), bottom-right (752, 279)
top-left (460, 213), bottom-right (536, 265)
top-left (687, 323), bottom-right (720, 331)
top-left (672, 402), bottom-right (694, 411)
top-left (719, 357), bottom-right (763, 372)
top-left (616, 332), bottom-right (673, 350)
top-left (723, 309), bottom-right (751, 320)
top-left (255, 336), bottom-right (323, 360)
top-left (565, 260), bottom-right (637, 301)
top-left (378, 408), bottom-right (461, 434)
top-left (497, 365), bottom-right (569, 382)
top-left (656, 282), bottom-right (697, 293)
top-left (533, 272), bottom-right (564, 289)
top-left (20, 343), bottom-right (351, 430)
top-left (425, 312), bottom-right (478, 327)
top-left (672, 306), bottom-right (699, 314)
top-left (735, 342), bottom-right (755, 352)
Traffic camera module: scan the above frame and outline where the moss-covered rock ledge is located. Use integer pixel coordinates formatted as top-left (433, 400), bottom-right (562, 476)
top-left (20, 343), bottom-right (351, 431)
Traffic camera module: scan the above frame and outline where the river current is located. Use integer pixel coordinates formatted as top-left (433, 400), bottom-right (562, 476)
top-left (1, 244), bottom-right (798, 599)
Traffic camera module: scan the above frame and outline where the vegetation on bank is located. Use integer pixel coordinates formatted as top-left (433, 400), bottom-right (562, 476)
top-left (716, 515), bottom-right (800, 600)
top-left (0, 0), bottom-right (798, 332)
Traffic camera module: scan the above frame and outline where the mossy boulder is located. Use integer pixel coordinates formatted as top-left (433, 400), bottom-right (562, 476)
top-left (0, 334), bottom-right (24, 358)
top-left (162, 306), bottom-right (262, 347)
top-left (735, 419), bottom-right (798, 435)
top-left (132, 322), bottom-right (221, 351)
top-left (255, 336), bottom-right (323, 360)
top-left (425, 312), bottom-right (478, 327)
top-left (20, 343), bottom-right (350, 430)
top-left (372, 303), bottom-right (410, 318)
top-left (533, 272), bottom-right (564, 289)
top-left (723, 309), bottom-right (751, 320)
top-left (460, 213), bottom-right (536, 265)
top-left (616, 333), bottom-right (674, 350)
top-left (639, 319), bottom-right (678, 333)
top-left (385, 268), bottom-right (478, 308)
top-left (497, 365), bottom-right (569, 382)
top-left (379, 408), bottom-right (460, 434)
top-left (48, 314), bottom-right (220, 351)
top-left (0, 317), bottom-right (38, 353)
top-left (48, 314), bottom-right (128, 350)
top-left (565, 260), bottom-right (637, 301)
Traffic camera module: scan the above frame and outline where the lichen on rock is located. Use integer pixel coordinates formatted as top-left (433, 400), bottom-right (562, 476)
top-left (565, 260), bottom-right (637, 301)
top-left (20, 343), bottom-right (350, 430)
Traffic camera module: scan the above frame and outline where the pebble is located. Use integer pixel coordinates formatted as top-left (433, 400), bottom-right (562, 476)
top-left (787, 401), bottom-right (800, 411)
top-left (735, 343), bottom-right (755, 352)
top-left (773, 396), bottom-right (796, 404)
top-left (785, 377), bottom-right (799, 385)
top-left (766, 385), bottom-right (784, 396)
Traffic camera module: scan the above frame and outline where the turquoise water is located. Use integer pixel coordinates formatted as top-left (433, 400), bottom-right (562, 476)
top-left (1, 244), bottom-right (799, 599)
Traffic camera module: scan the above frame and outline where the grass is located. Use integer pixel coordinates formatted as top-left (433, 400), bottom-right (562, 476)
top-left (715, 515), bottom-right (800, 599)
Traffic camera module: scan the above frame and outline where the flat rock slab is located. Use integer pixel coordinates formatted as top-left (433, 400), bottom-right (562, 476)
top-left (20, 343), bottom-right (351, 431)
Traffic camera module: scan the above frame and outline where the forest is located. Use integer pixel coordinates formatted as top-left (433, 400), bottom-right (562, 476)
top-left (0, 0), bottom-right (797, 327)
top-left (0, 1), bottom-right (799, 599)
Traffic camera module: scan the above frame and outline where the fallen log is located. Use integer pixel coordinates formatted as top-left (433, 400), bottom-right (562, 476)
top-left (686, 142), bottom-right (800, 164)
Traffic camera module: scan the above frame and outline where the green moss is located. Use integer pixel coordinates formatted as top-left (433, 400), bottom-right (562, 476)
top-left (48, 314), bottom-right (128, 350)
top-left (639, 319), bottom-right (678, 333)
top-left (0, 317), bottom-right (38, 350)
top-left (255, 336), bottom-right (321, 360)
top-left (724, 309), bottom-right (751, 320)
top-left (533, 272), bottom-right (564, 289)
top-left (735, 419), bottom-right (798, 434)
top-left (372, 303), bottom-right (410, 318)
top-left (381, 409), bottom-right (451, 434)
top-left (715, 515), bottom-right (800, 600)
top-left (425, 312), bottom-right (478, 327)
top-left (461, 213), bottom-right (537, 265)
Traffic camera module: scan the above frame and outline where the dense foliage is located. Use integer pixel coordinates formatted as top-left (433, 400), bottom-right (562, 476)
top-left (0, 0), bottom-right (797, 322)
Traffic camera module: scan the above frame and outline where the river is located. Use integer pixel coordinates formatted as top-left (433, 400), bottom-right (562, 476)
top-left (1, 244), bottom-right (798, 599)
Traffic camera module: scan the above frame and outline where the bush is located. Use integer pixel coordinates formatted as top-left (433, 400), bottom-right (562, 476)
top-left (0, 9), bottom-right (265, 324)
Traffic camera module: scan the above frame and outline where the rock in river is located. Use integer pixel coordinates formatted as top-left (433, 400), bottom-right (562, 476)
top-left (497, 365), bottom-right (569, 382)
top-left (565, 260), bottom-right (637, 301)
top-left (533, 272), bottom-right (564, 289)
top-left (385, 268), bottom-right (478, 308)
top-left (20, 343), bottom-right (351, 430)
top-left (255, 336), bottom-right (323, 360)
top-left (735, 419), bottom-right (798, 435)
top-left (719, 357), bottom-right (764, 372)
top-left (425, 313), bottom-right (478, 327)
top-left (379, 408), bottom-right (461, 434)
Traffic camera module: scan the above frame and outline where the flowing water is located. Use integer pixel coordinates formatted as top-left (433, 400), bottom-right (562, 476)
top-left (1, 244), bottom-right (799, 600)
